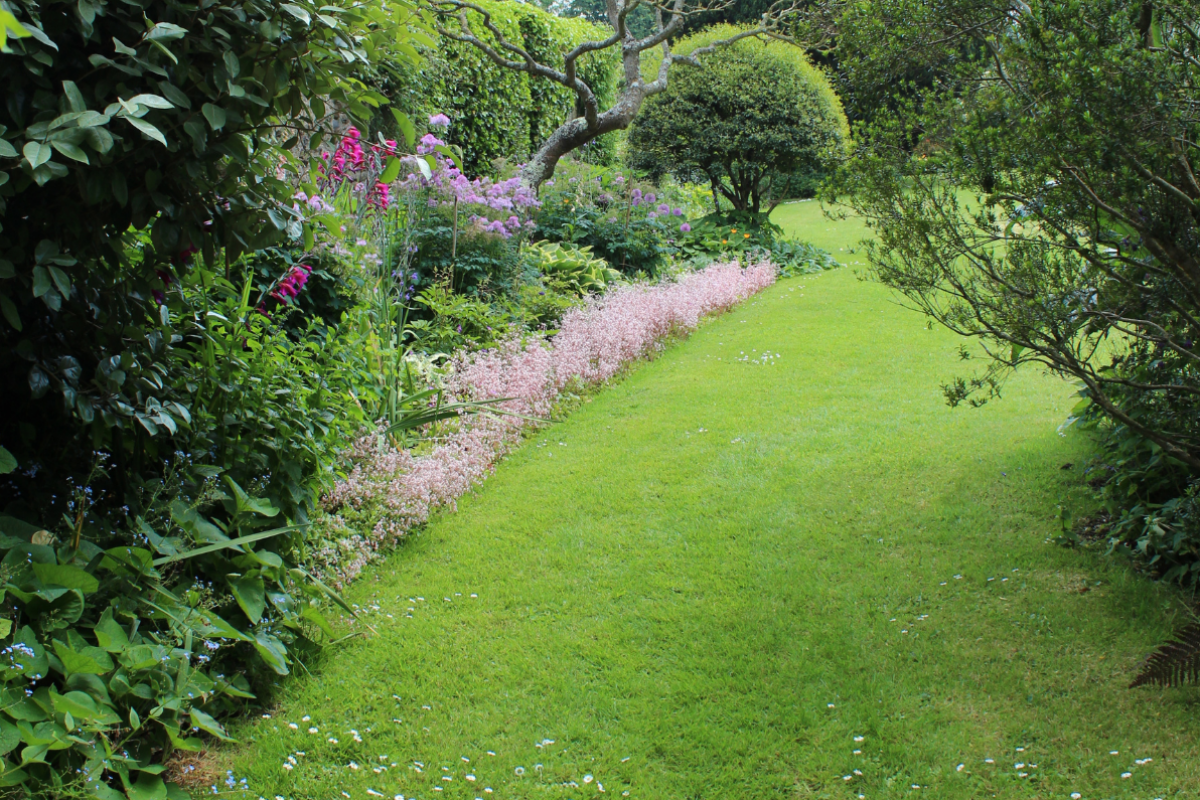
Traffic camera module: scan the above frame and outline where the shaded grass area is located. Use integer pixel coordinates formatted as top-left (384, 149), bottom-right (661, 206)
top-left (218, 201), bottom-right (1199, 799)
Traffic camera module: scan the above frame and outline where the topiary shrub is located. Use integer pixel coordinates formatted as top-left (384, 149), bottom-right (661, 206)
top-left (627, 25), bottom-right (849, 213)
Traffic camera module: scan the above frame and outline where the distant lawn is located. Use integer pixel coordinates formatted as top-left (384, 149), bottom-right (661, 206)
top-left (772, 199), bottom-right (872, 265)
top-left (212, 205), bottom-right (1198, 800)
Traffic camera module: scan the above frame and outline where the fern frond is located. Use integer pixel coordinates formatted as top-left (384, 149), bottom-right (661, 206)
top-left (1130, 623), bottom-right (1200, 688)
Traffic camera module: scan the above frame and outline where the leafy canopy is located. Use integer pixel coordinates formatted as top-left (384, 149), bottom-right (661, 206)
top-left (627, 25), bottom-right (848, 213)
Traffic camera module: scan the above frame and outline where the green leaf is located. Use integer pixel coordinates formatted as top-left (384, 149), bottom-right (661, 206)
top-left (281, 4), bottom-right (311, 24)
top-left (0, 10), bottom-right (31, 51)
top-left (145, 22), bottom-right (188, 41)
top-left (94, 608), bottom-right (130, 652)
top-left (126, 93), bottom-right (174, 110)
top-left (49, 141), bottom-right (88, 164)
top-left (151, 525), bottom-right (296, 566)
top-left (0, 720), bottom-right (19, 756)
top-left (126, 772), bottom-right (167, 800)
top-left (379, 156), bottom-right (402, 185)
top-left (30, 267), bottom-right (51, 298)
top-left (22, 142), bottom-right (50, 169)
top-left (202, 104), bottom-right (226, 131)
top-left (300, 606), bottom-right (335, 638)
top-left (0, 294), bottom-right (20, 331)
top-left (123, 116), bottom-right (166, 146)
top-left (188, 708), bottom-right (233, 741)
top-left (0, 619), bottom-right (10, 638)
top-left (252, 631), bottom-right (289, 675)
top-left (31, 563), bottom-right (99, 594)
top-left (0, 138), bottom-right (17, 158)
top-left (0, 447), bottom-right (15, 475)
top-left (166, 726), bottom-right (203, 752)
top-left (46, 265), bottom-right (71, 297)
top-left (50, 689), bottom-right (116, 723)
top-left (391, 108), bottom-right (416, 148)
top-left (228, 575), bottom-right (266, 624)
top-left (51, 640), bottom-right (113, 674)
top-left (62, 80), bottom-right (87, 113)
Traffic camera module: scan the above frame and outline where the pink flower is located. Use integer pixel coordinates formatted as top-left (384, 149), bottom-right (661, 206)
top-left (316, 260), bottom-right (777, 585)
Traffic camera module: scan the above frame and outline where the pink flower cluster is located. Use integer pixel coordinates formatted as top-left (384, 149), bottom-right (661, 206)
top-left (271, 264), bottom-right (312, 303)
top-left (318, 126), bottom-right (400, 210)
top-left (316, 260), bottom-right (777, 586)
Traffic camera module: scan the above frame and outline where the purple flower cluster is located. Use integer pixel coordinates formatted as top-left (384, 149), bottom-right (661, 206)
top-left (398, 138), bottom-right (540, 239)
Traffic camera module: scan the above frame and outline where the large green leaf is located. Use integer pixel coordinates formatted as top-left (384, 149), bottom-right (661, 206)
top-left (51, 640), bottom-right (113, 675)
top-left (0, 720), bottom-right (19, 756)
top-left (21, 142), bottom-right (50, 169)
top-left (31, 564), bottom-right (99, 594)
top-left (0, 447), bottom-right (15, 475)
top-left (228, 574), bottom-right (265, 624)
top-left (93, 608), bottom-right (130, 652)
top-left (188, 708), bottom-right (233, 741)
top-left (252, 631), bottom-right (289, 676)
top-left (126, 772), bottom-right (167, 800)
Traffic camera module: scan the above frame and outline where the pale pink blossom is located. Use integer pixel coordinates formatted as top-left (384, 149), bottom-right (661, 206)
top-left (316, 261), bottom-right (777, 585)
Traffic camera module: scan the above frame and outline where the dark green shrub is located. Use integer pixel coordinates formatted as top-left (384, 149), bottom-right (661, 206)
top-left (627, 25), bottom-right (849, 213)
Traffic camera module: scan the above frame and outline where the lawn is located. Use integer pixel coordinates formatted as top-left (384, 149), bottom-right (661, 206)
top-left (214, 200), bottom-right (1199, 800)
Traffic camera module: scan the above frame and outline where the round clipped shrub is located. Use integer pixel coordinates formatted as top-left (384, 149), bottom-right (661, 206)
top-left (627, 25), bottom-right (850, 213)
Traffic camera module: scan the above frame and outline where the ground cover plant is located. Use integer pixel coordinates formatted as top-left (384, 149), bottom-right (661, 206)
top-left (215, 202), bottom-right (1200, 800)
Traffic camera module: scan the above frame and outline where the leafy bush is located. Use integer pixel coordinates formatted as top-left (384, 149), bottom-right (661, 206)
top-left (533, 166), bottom-right (692, 276)
top-left (628, 25), bottom-right (849, 213)
top-left (524, 240), bottom-right (620, 295)
top-left (0, 265), bottom-right (365, 796)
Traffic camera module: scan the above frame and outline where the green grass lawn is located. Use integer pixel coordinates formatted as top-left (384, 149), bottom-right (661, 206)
top-left (216, 200), bottom-right (1199, 800)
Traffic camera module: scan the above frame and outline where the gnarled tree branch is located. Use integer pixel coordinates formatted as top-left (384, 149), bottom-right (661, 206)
top-left (423, 0), bottom-right (806, 189)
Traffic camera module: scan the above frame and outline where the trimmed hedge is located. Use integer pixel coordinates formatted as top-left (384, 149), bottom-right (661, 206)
top-left (378, 0), bottom-right (621, 174)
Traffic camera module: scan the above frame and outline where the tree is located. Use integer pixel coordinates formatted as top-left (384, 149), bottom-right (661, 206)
top-left (822, 0), bottom-right (1200, 574)
top-left (626, 25), bottom-right (848, 213)
top-left (423, 0), bottom-right (805, 190)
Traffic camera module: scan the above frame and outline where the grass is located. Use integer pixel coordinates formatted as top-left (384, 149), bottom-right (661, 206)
top-left (216, 200), bottom-right (1200, 800)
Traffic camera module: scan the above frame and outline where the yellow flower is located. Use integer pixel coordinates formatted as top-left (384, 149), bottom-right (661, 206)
top-left (744, 233), bottom-right (750, 239)
top-left (731, 228), bottom-right (738, 234)
top-left (722, 239), bottom-right (728, 245)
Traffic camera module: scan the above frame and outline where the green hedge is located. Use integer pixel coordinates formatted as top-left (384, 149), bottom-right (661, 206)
top-left (378, 1), bottom-right (620, 174)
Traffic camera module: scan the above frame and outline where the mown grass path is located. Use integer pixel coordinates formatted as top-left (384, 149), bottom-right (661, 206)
top-left (223, 204), bottom-right (1199, 799)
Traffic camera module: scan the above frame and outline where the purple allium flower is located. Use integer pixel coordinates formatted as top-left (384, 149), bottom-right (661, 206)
top-left (646, 193), bottom-right (657, 204)
top-left (657, 203), bottom-right (670, 214)
top-left (680, 223), bottom-right (692, 233)
top-left (429, 113), bottom-right (451, 128)
top-left (672, 207), bottom-right (683, 216)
